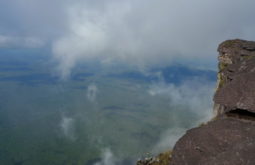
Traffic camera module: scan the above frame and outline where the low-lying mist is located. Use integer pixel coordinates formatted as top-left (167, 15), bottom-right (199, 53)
top-left (0, 54), bottom-right (216, 164)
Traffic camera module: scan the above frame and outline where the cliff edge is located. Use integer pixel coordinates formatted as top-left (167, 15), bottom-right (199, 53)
top-left (137, 39), bottom-right (255, 165)
top-left (170, 39), bottom-right (255, 165)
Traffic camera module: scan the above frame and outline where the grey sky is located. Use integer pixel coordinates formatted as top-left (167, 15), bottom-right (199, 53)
top-left (1, 0), bottom-right (255, 77)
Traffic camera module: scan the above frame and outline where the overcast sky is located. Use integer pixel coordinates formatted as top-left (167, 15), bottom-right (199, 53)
top-left (1, 0), bottom-right (255, 77)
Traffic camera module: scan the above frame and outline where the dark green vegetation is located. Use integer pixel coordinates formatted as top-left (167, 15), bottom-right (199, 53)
top-left (0, 50), bottom-right (216, 165)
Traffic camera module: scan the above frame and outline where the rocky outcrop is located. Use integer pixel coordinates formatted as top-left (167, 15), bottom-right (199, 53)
top-left (170, 117), bottom-right (255, 165)
top-left (168, 39), bottom-right (255, 165)
top-left (214, 39), bottom-right (255, 114)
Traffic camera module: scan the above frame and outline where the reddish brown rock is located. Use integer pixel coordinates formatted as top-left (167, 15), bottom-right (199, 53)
top-left (170, 117), bottom-right (255, 165)
top-left (217, 39), bottom-right (255, 65)
top-left (168, 39), bottom-right (255, 165)
top-left (214, 73), bottom-right (255, 113)
top-left (214, 39), bottom-right (255, 114)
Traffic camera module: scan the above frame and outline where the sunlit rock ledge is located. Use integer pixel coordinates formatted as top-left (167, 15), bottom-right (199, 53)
top-left (137, 39), bottom-right (255, 165)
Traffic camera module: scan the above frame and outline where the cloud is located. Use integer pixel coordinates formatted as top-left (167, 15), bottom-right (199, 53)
top-left (0, 35), bottom-right (44, 48)
top-left (152, 128), bottom-right (186, 153)
top-left (51, 0), bottom-right (255, 77)
top-left (87, 84), bottom-right (98, 102)
top-left (148, 78), bottom-right (215, 152)
top-left (60, 116), bottom-right (76, 140)
top-left (148, 78), bottom-right (214, 119)
top-left (94, 148), bottom-right (116, 165)
top-left (1, 0), bottom-right (255, 77)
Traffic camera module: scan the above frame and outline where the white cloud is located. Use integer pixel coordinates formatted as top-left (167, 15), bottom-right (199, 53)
top-left (0, 35), bottom-right (44, 48)
top-left (149, 78), bottom-right (215, 152)
top-left (52, 0), bottom-right (255, 77)
top-left (148, 79), bottom-right (214, 119)
top-left (152, 128), bottom-right (186, 153)
top-left (87, 84), bottom-right (98, 102)
top-left (60, 116), bottom-right (76, 140)
top-left (94, 148), bottom-right (116, 165)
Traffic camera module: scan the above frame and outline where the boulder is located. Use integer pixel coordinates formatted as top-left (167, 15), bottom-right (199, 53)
top-left (170, 117), bottom-right (255, 165)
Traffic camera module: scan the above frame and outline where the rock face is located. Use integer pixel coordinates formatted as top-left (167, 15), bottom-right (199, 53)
top-left (169, 39), bottom-right (255, 165)
top-left (214, 39), bottom-right (255, 114)
top-left (170, 117), bottom-right (255, 165)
